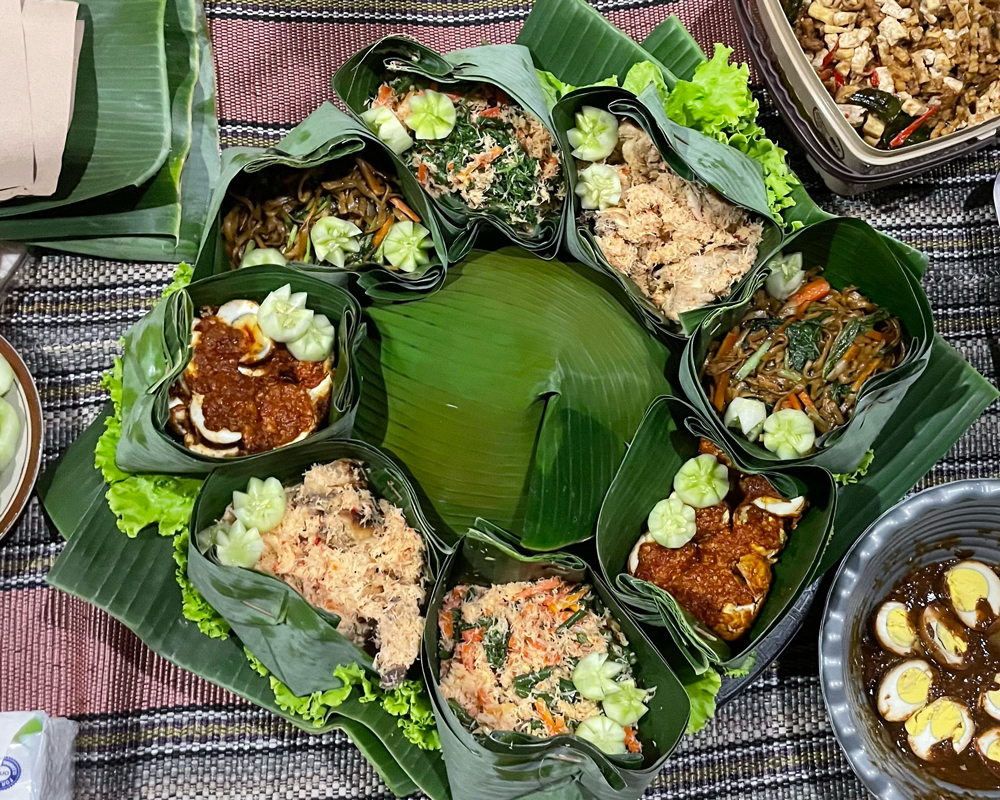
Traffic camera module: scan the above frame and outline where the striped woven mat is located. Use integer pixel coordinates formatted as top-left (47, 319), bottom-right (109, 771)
top-left (2, 0), bottom-right (999, 797)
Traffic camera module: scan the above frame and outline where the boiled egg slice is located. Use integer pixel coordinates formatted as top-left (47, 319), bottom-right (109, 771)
top-left (215, 299), bottom-right (274, 364)
top-left (920, 604), bottom-right (969, 669)
top-left (905, 697), bottom-right (974, 761)
top-left (944, 560), bottom-right (1000, 629)
top-left (877, 659), bottom-right (933, 722)
top-left (976, 727), bottom-right (1000, 766)
top-left (874, 601), bottom-right (918, 657)
top-left (751, 495), bottom-right (806, 517)
top-left (189, 393), bottom-right (242, 445)
top-left (982, 674), bottom-right (1000, 721)
top-left (628, 532), bottom-right (654, 575)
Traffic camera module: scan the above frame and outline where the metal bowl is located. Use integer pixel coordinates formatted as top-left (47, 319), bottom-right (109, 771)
top-left (820, 480), bottom-right (1000, 800)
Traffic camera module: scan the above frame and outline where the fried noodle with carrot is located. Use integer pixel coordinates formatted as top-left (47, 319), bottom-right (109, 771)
top-left (701, 267), bottom-right (905, 434)
top-left (221, 158), bottom-right (419, 268)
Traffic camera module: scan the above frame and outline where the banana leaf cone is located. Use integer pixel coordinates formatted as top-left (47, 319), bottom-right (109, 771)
top-left (595, 396), bottom-right (836, 674)
top-left (423, 522), bottom-right (690, 800)
top-left (192, 102), bottom-right (449, 301)
top-left (553, 84), bottom-right (782, 342)
top-left (115, 264), bottom-right (364, 475)
top-left (333, 36), bottom-right (567, 260)
top-left (186, 437), bottom-right (457, 797)
top-left (680, 217), bottom-right (935, 475)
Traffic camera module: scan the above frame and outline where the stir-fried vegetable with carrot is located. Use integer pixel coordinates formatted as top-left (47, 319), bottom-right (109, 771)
top-left (222, 158), bottom-right (428, 272)
top-left (366, 75), bottom-right (565, 235)
top-left (438, 577), bottom-right (653, 753)
top-left (701, 256), bottom-right (905, 447)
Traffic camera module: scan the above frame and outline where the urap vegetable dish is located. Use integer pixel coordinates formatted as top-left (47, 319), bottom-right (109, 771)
top-left (202, 459), bottom-right (427, 690)
top-left (168, 285), bottom-right (335, 458)
top-left (362, 77), bottom-right (565, 236)
top-left (700, 253), bottom-right (905, 459)
top-left (568, 106), bottom-right (763, 321)
top-left (222, 159), bottom-right (434, 274)
top-left (438, 576), bottom-right (653, 755)
top-left (628, 440), bottom-right (807, 641)
top-left (793, 0), bottom-right (1000, 148)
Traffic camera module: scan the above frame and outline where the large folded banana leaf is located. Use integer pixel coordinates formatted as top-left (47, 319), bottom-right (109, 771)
top-left (553, 84), bottom-right (781, 341)
top-left (516, 0), bottom-right (677, 90)
top-left (595, 397), bottom-right (835, 673)
top-left (352, 247), bottom-right (673, 551)
top-left (0, 0), bottom-right (196, 242)
top-left (41, 0), bottom-right (220, 263)
top-left (192, 102), bottom-right (447, 300)
top-left (0, 0), bottom-right (171, 217)
top-left (115, 265), bottom-right (364, 475)
top-left (681, 217), bottom-right (934, 474)
top-left (333, 37), bottom-right (565, 259)
top-left (40, 430), bottom-right (448, 800)
top-left (424, 523), bottom-right (689, 800)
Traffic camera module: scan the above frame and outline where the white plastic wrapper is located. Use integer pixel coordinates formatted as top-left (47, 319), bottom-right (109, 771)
top-left (0, 712), bottom-right (77, 800)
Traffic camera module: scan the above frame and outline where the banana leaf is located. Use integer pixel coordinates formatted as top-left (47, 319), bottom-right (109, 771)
top-left (188, 437), bottom-right (456, 693)
top-left (680, 217), bottom-right (934, 474)
top-left (352, 247), bottom-right (673, 551)
top-left (191, 102), bottom-right (447, 300)
top-left (595, 397), bottom-right (835, 673)
top-left (553, 84), bottom-right (782, 341)
top-left (636, 18), bottom-right (931, 280)
top-left (333, 37), bottom-right (565, 259)
top-left (115, 265), bottom-right (364, 475)
top-left (42, 483), bottom-right (448, 799)
top-left (41, 0), bottom-right (220, 263)
top-left (423, 523), bottom-right (689, 800)
top-left (0, 0), bottom-right (171, 217)
top-left (516, 0), bottom-right (677, 90)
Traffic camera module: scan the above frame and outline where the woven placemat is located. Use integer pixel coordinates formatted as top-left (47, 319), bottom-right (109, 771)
top-left (1, 0), bottom-right (998, 797)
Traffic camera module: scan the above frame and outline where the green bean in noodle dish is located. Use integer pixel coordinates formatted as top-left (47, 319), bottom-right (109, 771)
top-left (700, 253), bottom-right (905, 460)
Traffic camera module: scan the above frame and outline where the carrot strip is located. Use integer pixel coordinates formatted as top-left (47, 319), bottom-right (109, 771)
top-left (438, 609), bottom-right (454, 640)
top-left (479, 106), bottom-right (503, 118)
top-left (372, 218), bottom-right (394, 248)
top-left (786, 393), bottom-right (802, 410)
top-left (417, 163), bottom-right (428, 185)
top-left (624, 726), bottom-right (641, 753)
top-left (790, 279), bottom-right (830, 308)
top-left (390, 197), bottom-right (421, 223)
top-left (513, 577), bottom-right (563, 600)
top-left (716, 331), bottom-right (739, 360)
top-left (462, 628), bottom-right (483, 644)
top-left (852, 358), bottom-right (882, 393)
top-left (375, 85), bottom-right (394, 106)
top-left (798, 392), bottom-right (816, 411)
top-left (841, 344), bottom-right (860, 366)
top-left (712, 372), bottom-right (730, 412)
top-left (535, 699), bottom-right (566, 735)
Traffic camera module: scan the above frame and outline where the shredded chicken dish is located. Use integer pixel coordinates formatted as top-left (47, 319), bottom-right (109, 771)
top-left (628, 441), bottom-right (806, 642)
top-left (438, 577), bottom-right (643, 749)
top-left (252, 459), bottom-right (426, 689)
top-left (582, 121), bottom-right (763, 322)
top-left (794, 0), bottom-right (1000, 147)
top-left (371, 78), bottom-right (564, 235)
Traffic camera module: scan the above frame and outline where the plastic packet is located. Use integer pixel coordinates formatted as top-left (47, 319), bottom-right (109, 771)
top-left (0, 712), bottom-right (77, 799)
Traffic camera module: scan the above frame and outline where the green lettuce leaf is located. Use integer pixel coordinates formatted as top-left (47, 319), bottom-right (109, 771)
top-left (833, 449), bottom-right (876, 486)
top-left (172, 530), bottom-right (230, 639)
top-left (663, 45), bottom-right (798, 217)
top-left (683, 668), bottom-right (722, 735)
top-left (622, 61), bottom-right (668, 105)
top-left (536, 69), bottom-right (618, 108)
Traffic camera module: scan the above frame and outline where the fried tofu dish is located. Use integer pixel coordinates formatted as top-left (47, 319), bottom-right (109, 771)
top-left (576, 118), bottom-right (763, 322)
top-left (627, 440), bottom-right (806, 641)
top-left (253, 459), bottom-right (426, 689)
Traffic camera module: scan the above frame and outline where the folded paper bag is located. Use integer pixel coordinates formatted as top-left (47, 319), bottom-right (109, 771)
top-left (0, 712), bottom-right (77, 800)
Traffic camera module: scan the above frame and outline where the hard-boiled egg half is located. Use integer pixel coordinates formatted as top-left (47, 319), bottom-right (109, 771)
top-left (905, 697), bottom-right (975, 761)
top-left (982, 674), bottom-right (1000, 721)
top-left (875, 601), bottom-right (919, 657)
top-left (976, 727), bottom-right (1000, 768)
top-left (944, 560), bottom-right (1000, 630)
top-left (920, 604), bottom-right (970, 669)
top-left (877, 659), bottom-right (934, 722)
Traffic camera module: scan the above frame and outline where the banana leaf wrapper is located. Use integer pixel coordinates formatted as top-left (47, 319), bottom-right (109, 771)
top-left (193, 102), bottom-right (448, 300)
top-left (38, 414), bottom-right (448, 800)
top-left (333, 37), bottom-right (567, 259)
top-left (680, 217), bottom-right (935, 475)
top-left (188, 437), bottom-right (456, 695)
top-left (423, 522), bottom-right (690, 800)
top-left (0, 0), bottom-right (171, 217)
top-left (595, 396), bottom-right (835, 673)
top-left (115, 264), bottom-right (364, 475)
top-left (554, 85), bottom-right (782, 342)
